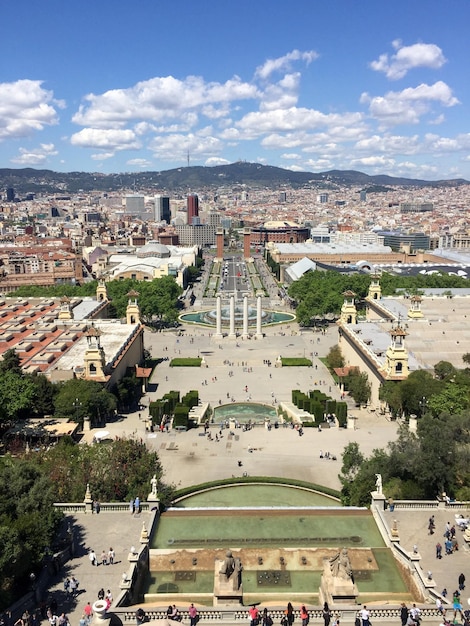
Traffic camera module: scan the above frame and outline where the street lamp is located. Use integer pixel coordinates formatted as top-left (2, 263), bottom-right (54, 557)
top-left (73, 397), bottom-right (82, 427)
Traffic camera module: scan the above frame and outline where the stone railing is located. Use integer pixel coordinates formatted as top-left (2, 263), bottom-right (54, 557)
top-left (53, 501), bottom-right (153, 514)
top-left (392, 499), bottom-right (470, 510)
top-left (109, 606), bottom-right (441, 623)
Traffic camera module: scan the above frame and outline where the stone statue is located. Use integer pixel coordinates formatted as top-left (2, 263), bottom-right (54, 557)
top-left (329, 548), bottom-right (353, 581)
top-left (375, 473), bottom-right (383, 495)
top-left (220, 550), bottom-right (236, 579)
top-left (150, 474), bottom-right (158, 496)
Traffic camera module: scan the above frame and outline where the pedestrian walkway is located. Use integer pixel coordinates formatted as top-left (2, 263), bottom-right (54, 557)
top-left (45, 509), bottom-right (151, 626)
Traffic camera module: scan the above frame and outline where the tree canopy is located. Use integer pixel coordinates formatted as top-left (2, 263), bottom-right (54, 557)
top-left (288, 270), bottom-right (468, 326)
top-left (11, 276), bottom-right (183, 323)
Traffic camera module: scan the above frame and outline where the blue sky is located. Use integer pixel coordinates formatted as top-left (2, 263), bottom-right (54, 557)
top-left (2, 0), bottom-right (470, 180)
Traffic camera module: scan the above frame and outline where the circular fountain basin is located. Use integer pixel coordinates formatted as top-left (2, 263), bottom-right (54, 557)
top-left (180, 309), bottom-right (296, 327)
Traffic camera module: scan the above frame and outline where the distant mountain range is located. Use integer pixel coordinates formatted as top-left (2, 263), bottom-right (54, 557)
top-left (0, 162), bottom-right (468, 195)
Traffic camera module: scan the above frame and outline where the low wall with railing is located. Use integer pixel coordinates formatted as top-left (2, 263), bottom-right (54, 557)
top-left (109, 606), bottom-right (442, 623)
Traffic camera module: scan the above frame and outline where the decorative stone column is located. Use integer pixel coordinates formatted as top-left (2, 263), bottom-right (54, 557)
top-left (242, 296), bottom-right (249, 339)
top-left (229, 295), bottom-right (236, 338)
top-left (84, 483), bottom-right (93, 514)
top-left (255, 295), bottom-right (263, 338)
top-left (214, 296), bottom-right (223, 339)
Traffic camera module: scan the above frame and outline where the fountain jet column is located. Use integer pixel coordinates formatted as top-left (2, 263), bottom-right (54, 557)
top-left (214, 295), bottom-right (223, 340)
top-left (229, 295), bottom-right (236, 338)
top-left (242, 295), bottom-right (249, 339)
top-left (256, 295), bottom-right (263, 338)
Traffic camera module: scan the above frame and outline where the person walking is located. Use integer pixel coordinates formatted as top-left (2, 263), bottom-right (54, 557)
top-left (459, 573), bottom-right (466, 591)
top-left (88, 549), bottom-right (97, 566)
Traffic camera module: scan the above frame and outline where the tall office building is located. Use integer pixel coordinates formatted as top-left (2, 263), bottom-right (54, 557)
top-left (155, 195), bottom-right (171, 223)
top-left (187, 193), bottom-right (199, 225)
top-left (125, 194), bottom-right (145, 214)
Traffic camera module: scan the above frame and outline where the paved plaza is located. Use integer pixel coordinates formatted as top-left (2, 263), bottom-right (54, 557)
top-left (48, 320), bottom-right (470, 626)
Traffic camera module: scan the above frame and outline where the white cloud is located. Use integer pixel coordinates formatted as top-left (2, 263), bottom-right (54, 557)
top-left (255, 49), bottom-right (318, 80)
top-left (91, 152), bottom-right (115, 161)
top-left (237, 107), bottom-right (364, 138)
top-left (370, 41), bottom-right (447, 80)
top-left (11, 143), bottom-right (58, 165)
top-left (361, 81), bottom-right (459, 126)
top-left (281, 153), bottom-right (301, 160)
top-left (0, 80), bottom-right (62, 141)
top-left (351, 155), bottom-right (396, 168)
top-left (149, 133), bottom-right (223, 160)
top-left (72, 75), bottom-right (258, 128)
top-left (205, 157), bottom-right (230, 166)
top-left (259, 73), bottom-right (302, 111)
top-left (70, 128), bottom-right (141, 151)
top-left (355, 134), bottom-right (420, 155)
top-left (126, 158), bottom-right (153, 168)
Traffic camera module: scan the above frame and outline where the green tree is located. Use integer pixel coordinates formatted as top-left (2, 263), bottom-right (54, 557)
top-left (379, 381), bottom-right (403, 419)
top-left (434, 361), bottom-right (457, 381)
top-left (29, 373), bottom-right (57, 417)
top-left (53, 379), bottom-right (116, 427)
top-left (34, 436), bottom-right (173, 504)
top-left (0, 370), bottom-right (36, 423)
top-left (325, 345), bottom-right (345, 370)
top-left (415, 414), bottom-right (457, 496)
top-left (0, 458), bottom-right (62, 609)
top-left (399, 370), bottom-right (443, 417)
top-left (0, 348), bottom-right (22, 376)
top-left (346, 370), bottom-right (371, 406)
top-left (427, 384), bottom-right (470, 418)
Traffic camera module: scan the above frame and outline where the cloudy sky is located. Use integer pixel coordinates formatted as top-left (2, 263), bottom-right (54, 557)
top-left (2, 0), bottom-right (470, 180)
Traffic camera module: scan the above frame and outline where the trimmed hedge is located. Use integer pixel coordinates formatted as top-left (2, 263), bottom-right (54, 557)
top-left (173, 475), bottom-right (341, 503)
top-left (170, 358), bottom-right (202, 367)
top-left (281, 357), bottom-right (312, 367)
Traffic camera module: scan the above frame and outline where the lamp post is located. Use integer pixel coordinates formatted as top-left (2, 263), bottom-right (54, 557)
top-left (73, 397), bottom-right (82, 428)
top-left (419, 396), bottom-right (427, 417)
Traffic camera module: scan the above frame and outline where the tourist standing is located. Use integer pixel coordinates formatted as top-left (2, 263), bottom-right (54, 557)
top-left (360, 605), bottom-right (370, 626)
top-left (249, 605), bottom-right (260, 626)
top-left (188, 604), bottom-right (198, 626)
top-left (300, 605), bottom-right (309, 626)
top-left (284, 602), bottom-right (294, 626)
top-left (108, 548), bottom-right (115, 565)
top-left (262, 608), bottom-right (273, 626)
top-left (459, 573), bottom-right (466, 591)
top-left (400, 603), bottom-right (408, 626)
top-left (322, 603), bottom-right (332, 626)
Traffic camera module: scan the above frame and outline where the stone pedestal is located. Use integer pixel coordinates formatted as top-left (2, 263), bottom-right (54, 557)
top-left (213, 560), bottom-right (243, 606)
top-left (91, 600), bottom-right (111, 626)
top-left (347, 416), bottom-right (356, 430)
top-left (409, 415), bottom-right (417, 433)
top-left (319, 559), bottom-right (358, 606)
top-left (371, 491), bottom-right (386, 510)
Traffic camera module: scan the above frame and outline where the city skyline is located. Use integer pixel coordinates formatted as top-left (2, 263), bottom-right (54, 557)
top-left (2, 1), bottom-right (470, 180)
